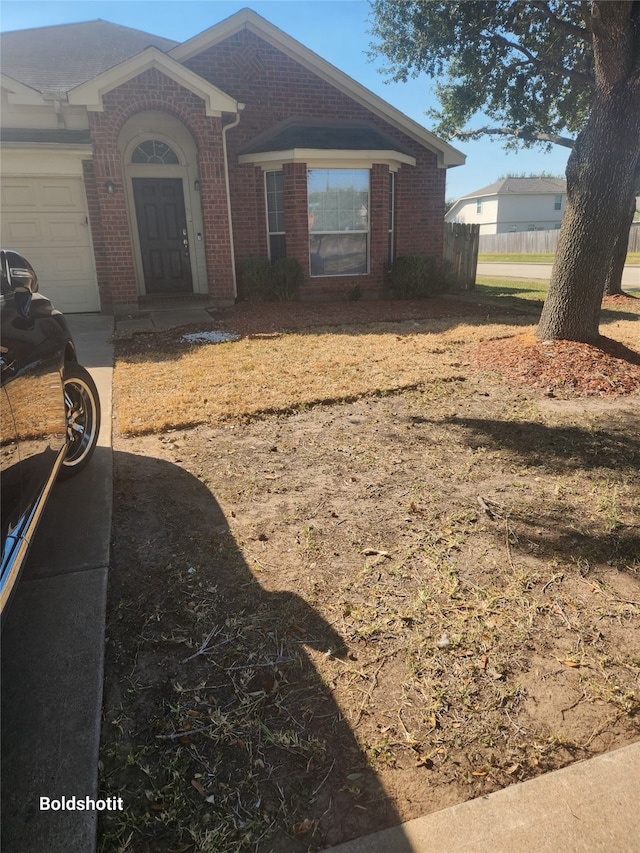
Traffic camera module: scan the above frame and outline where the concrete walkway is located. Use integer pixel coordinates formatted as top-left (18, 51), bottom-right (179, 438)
top-left (1, 315), bottom-right (114, 853)
top-left (323, 741), bottom-right (640, 852)
top-left (115, 301), bottom-right (217, 333)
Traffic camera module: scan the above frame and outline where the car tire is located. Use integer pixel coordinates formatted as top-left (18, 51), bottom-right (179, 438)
top-left (59, 363), bottom-right (101, 479)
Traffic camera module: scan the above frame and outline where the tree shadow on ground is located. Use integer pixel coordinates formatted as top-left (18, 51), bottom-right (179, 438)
top-left (448, 416), bottom-right (640, 473)
top-left (440, 416), bottom-right (640, 568)
top-left (473, 284), bottom-right (640, 323)
top-left (99, 451), bottom-right (412, 852)
top-left (472, 284), bottom-right (545, 315)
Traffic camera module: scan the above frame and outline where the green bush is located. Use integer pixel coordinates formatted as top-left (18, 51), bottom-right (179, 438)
top-left (344, 282), bottom-right (363, 302)
top-left (389, 255), bottom-right (456, 299)
top-left (270, 257), bottom-right (304, 301)
top-left (240, 258), bottom-right (272, 301)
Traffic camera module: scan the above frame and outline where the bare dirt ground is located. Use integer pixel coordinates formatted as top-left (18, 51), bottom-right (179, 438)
top-left (99, 297), bottom-right (640, 853)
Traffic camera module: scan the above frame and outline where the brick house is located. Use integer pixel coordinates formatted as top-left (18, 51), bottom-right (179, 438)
top-left (1, 9), bottom-right (464, 314)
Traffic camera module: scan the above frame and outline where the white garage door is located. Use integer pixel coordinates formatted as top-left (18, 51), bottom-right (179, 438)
top-left (1, 176), bottom-right (100, 313)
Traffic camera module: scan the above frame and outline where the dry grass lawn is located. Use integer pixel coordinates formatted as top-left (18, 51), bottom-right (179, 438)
top-left (115, 318), bottom-right (534, 435)
top-left (115, 306), bottom-right (639, 436)
top-left (102, 296), bottom-right (640, 852)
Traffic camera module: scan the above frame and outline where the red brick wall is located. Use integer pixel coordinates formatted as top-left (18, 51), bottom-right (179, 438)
top-left (185, 29), bottom-right (446, 299)
top-left (82, 160), bottom-right (111, 310)
top-left (282, 162), bottom-right (309, 273)
top-left (87, 68), bottom-right (235, 310)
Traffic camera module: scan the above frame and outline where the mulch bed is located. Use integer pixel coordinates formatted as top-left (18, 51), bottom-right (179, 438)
top-left (212, 295), bottom-right (513, 337)
top-left (475, 333), bottom-right (640, 398)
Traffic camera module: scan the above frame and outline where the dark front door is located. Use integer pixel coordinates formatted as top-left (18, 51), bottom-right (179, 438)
top-left (133, 178), bottom-right (193, 294)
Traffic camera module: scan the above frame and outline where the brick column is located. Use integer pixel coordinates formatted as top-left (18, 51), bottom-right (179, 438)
top-left (82, 160), bottom-right (111, 312)
top-left (369, 164), bottom-right (390, 293)
top-left (199, 116), bottom-right (235, 303)
top-left (283, 162), bottom-right (310, 279)
top-left (89, 113), bottom-right (139, 314)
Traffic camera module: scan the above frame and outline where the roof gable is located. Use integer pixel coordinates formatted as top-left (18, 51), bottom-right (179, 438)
top-left (67, 47), bottom-right (239, 116)
top-left (1, 9), bottom-right (463, 167)
top-left (170, 8), bottom-right (464, 168)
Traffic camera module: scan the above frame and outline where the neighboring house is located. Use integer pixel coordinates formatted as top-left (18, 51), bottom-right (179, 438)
top-left (0, 10), bottom-right (464, 314)
top-left (446, 177), bottom-right (567, 236)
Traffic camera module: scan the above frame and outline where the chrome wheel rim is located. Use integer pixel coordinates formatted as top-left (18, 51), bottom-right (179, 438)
top-left (63, 376), bottom-right (98, 467)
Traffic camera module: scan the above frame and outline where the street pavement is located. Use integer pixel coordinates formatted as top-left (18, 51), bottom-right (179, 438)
top-left (477, 261), bottom-right (640, 290)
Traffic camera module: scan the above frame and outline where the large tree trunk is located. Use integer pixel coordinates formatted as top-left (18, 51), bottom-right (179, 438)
top-left (603, 164), bottom-right (640, 296)
top-left (537, 2), bottom-right (640, 342)
top-left (602, 193), bottom-right (635, 296)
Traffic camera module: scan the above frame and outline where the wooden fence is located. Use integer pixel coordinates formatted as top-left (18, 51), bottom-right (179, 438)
top-left (444, 222), bottom-right (480, 290)
top-left (479, 223), bottom-right (640, 254)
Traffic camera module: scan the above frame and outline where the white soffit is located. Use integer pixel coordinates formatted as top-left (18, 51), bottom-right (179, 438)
top-left (1, 73), bottom-right (47, 105)
top-left (170, 9), bottom-right (465, 168)
top-left (238, 148), bottom-right (416, 171)
top-left (67, 47), bottom-right (239, 115)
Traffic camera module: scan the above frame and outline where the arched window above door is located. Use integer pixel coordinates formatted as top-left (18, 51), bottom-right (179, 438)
top-left (132, 140), bottom-right (180, 164)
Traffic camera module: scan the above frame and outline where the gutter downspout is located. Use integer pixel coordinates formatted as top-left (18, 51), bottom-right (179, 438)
top-left (222, 105), bottom-right (244, 299)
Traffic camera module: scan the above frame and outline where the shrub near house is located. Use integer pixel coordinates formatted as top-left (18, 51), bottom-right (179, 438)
top-left (389, 255), bottom-right (457, 299)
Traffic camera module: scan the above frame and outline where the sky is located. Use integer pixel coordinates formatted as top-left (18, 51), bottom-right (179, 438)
top-left (0, 0), bottom-right (571, 201)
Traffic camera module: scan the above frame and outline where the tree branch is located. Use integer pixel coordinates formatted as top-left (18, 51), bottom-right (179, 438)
top-left (528, 1), bottom-right (593, 44)
top-left (490, 33), bottom-right (595, 88)
top-left (451, 126), bottom-right (576, 148)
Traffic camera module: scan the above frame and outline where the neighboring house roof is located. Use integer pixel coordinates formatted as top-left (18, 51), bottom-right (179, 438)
top-left (0, 20), bottom-right (178, 96)
top-left (456, 177), bottom-right (567, 201)
top-left (0, 9), bottom-right (464, 168)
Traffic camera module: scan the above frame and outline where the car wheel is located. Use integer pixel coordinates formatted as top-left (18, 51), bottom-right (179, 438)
top-left (59, 363), bottom-right (101, 479)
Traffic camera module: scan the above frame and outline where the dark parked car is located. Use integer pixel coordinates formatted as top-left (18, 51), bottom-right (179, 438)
top-left (1, 249), bottom-right (100, 618)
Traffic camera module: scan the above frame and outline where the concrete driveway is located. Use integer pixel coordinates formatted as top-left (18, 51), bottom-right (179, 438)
top-left (1, 315), bottom-right (113, 853)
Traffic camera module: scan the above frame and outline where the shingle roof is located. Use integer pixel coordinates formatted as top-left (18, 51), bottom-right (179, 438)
top-left (238, 122), bottom-right (413, 155)
top-left (0, 10), bottom-right (464, 167)
top-left (0, 20), bottom-right (178, 95)
top-left (462, 177), bottom-right (567, 199)
top-left (0, 128), bottom-right (91, 144)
